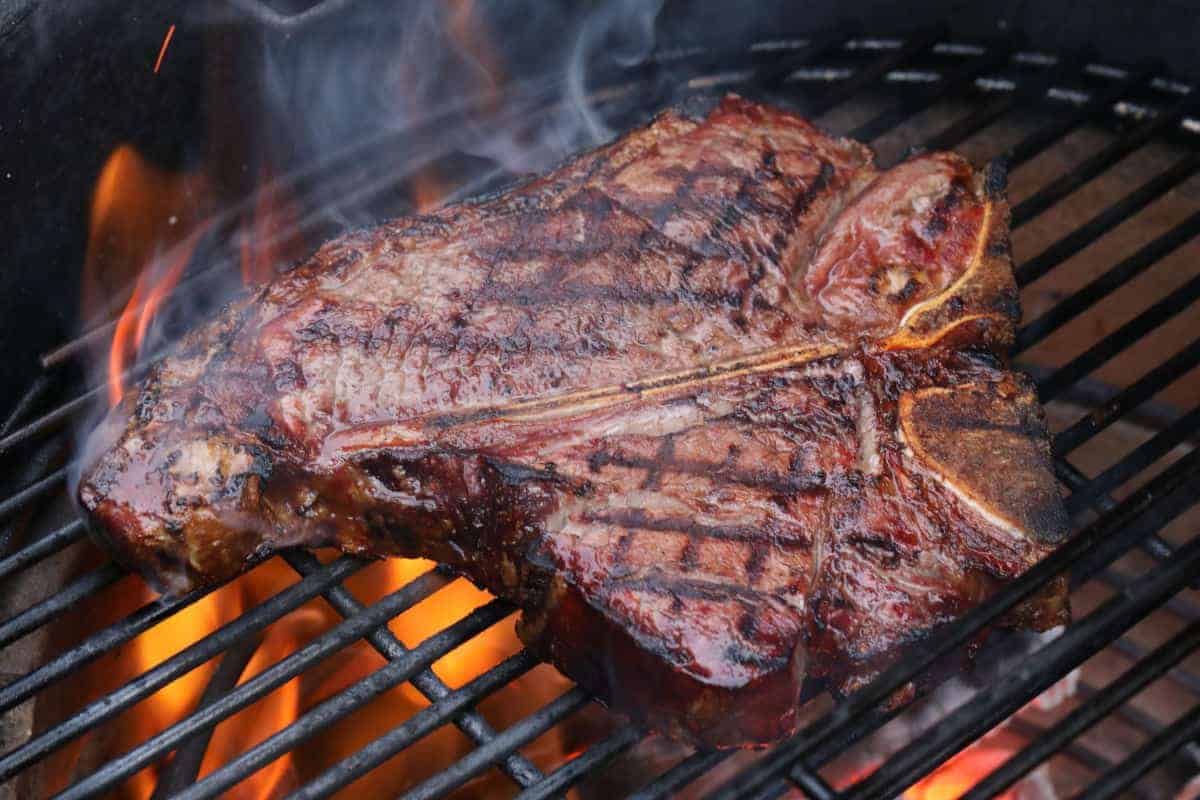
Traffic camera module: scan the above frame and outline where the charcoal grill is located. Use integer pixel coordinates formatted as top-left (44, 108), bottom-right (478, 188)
top-left (2, 2), bottom-right (1200, 798)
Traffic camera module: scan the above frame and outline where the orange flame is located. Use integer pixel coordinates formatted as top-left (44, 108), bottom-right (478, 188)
top-left (105, 558), bottom-right (569, 799)
top-left (410, 168), bottom-right (449, 213)
top-left (239, 165), bottom-right (304, 286)
top-left (107, 232), bottom-right (201, 405)
top-left (904, 747), bottom-right (1017, 800)
top-left (84, 145), bottom-right (209, 406)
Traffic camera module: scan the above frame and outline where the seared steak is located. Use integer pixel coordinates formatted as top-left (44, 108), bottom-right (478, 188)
top-left (79, 95), bottom-right (1068, 747)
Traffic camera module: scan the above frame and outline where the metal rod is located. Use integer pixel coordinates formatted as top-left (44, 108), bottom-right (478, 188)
top-left (1095, 568), bottom-right (1200, 624)
top-left (1066, 404), bottom-right (1200, 516)
top-left (849, 42), bottom-right (1015, 143)
top-left (1074, 703), bottom-right (1200, 800)
top-left (150, 634), bottom-right (262, 800)
top-left (803, 27), bottom-right (946, 119)
top-left (161, 600), bottom-right (515, 800)
top-left (1016, 210), bottom-right (1200, 352)
top-left (0, 583), bottom-right (216, 714)
top-left (512, 723), bottom-right (646, 800)
top-left (1011, 91), bottom-right (1198, 227)
top-left (704, 447), bottom-right (1200, 800)
top-left (0, 373), bottom-right (55, 438)
top-left (918, 51), bottom-right (1087, 154)
top-left (963, 620), bottom-right (1200, 799)
top-left (1057, 458), bottom-right (1182, 577)
top-left (1108, 636), bottom-right (1200, 696)
top-left (285, 652), bottom-right (541, 800)
top-left (1016, 152), bottom-right (1200, 288)
top-left (0, 377), bottom-right (131, 457)
top-left (789, 765), bottom-right (841, 800)
top-left (755, 28), bottom-right (861, 89)
top-left (0, 556), bottom-right (368, 783)
top-left (398, 688), bottom-right (592, 800)
top-left (1053, 335), bottom-right (1200, 456)
top-left (0, 562), bottom-right (125, 649)
top-left (0, 467), bottom-right (67, 524)
top-left (629, 750), bottom-right (733, 800)
top-left (0, 519), bottom-right (85, 583)
top-left (1002, 63), bottom-right (1157, 169)
top-left (841, 527), bottom-right (1200, 800)
top-left (987, 717), bottom-right (1154, 800)
top-left (1037, 271), bottom-right (1200, 402)
top-left (281, 550), bottom-right (544, 788)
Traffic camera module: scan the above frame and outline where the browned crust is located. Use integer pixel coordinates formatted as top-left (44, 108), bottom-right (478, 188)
top-left (515, 572), bottom-right (808, 746)
top-left (885, 162), bottom-right (1019, 352)
top-left (898, 378), bottom-right (1069, 546)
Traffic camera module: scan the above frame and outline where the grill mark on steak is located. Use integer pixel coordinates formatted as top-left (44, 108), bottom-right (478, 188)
top-left (610, 573), bottom-right (771, 605)
top-left (587, 448), bottom-right (829, 496)
top-left (584, 507), bottom-right (812, 549)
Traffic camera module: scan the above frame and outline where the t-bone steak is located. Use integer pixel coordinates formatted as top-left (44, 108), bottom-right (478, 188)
top-left (79, 95), bottom-right (1069, 747)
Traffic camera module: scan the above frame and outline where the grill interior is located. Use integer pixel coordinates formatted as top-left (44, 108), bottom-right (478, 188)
top-left (2, 16), bottom-right (1200, 800)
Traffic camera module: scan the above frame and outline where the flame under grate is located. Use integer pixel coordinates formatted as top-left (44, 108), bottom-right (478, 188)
top-left (2, 13), bottom-right (1200, 800)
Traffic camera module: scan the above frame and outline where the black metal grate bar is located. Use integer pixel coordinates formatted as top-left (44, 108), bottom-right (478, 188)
top-left (401, 688), bottom-right (593, 800)
top-left (285, 651), bottom-right (539, 800)
top-left (840, 522), bottom-right (1200, 799)
top-left (0, 583), bottom-right (216, 714)
top-left (1056, 454), bottom-right (1184, 576)
top-left (281, 550), bottom-right (545, 788)
top-left (0, 467), bottom-right (67, 524)
top-left (753, 29), bottom-right (862, 90)
top-left (1016, 210), bottom-right (1200, 353)
top-left (150, 635), bottom-right (262, 799)
top-left (788, 765), bottom-right (840, 800)
top-left (159, 600), bottom-right (515, 800)
top-left (918, 52), bottom-right (1087, 154)
top-left (0, 562), bottom-right (125, 649)
top-left (1076, 703), bottom-right (1200, 800)
top-left (512, 724), bottom-right (646, 800)
top-left (963, 620), bottom-right (1200, 799)
top-left (1108, 636), bottom-right (1200, 696)
top-left (1015, 152), bottom-right (1200, 288)
top-left (997, 717), bottom-right (1155, 800)
top-left (1053, 335), bottom-right (1200, 456)
top-left (0, 556), bottom-right (369, 783)
top-left (1011, 91), bottom-right (1200, 228)
top-left (1065, 404), bottom-right (1200, 516)
top-left (801, 28), bottom-right (945, 119)
top-left (54, 566), bottom-right (457, 800)
top-left (0, 519), bottom-right (85, 582)
top-left (1037, 271), bottom-right (1200, 402)
top-left (629, 750), bottom-right (733, 800)
top-left (1002, 63), bottom-right (1158, 170)
top-left (848, 42), bottom-right (1016, 143)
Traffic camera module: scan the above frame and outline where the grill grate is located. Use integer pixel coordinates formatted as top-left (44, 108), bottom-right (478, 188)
top-left (2, 25), bottom-right (1200, 800)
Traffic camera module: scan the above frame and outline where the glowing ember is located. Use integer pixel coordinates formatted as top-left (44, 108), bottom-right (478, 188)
top-left (153, 24), bottom-right (177, 74)
top-left (904, 747), bottom-right (1017, 800)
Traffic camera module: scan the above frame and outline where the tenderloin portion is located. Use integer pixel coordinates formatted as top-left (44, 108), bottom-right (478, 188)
top-left (79, 95), bottom-right (1067, 747)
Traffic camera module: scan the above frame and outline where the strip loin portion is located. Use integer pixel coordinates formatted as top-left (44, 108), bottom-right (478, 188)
top-left (79, 95), bottom-right (1067, 747)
